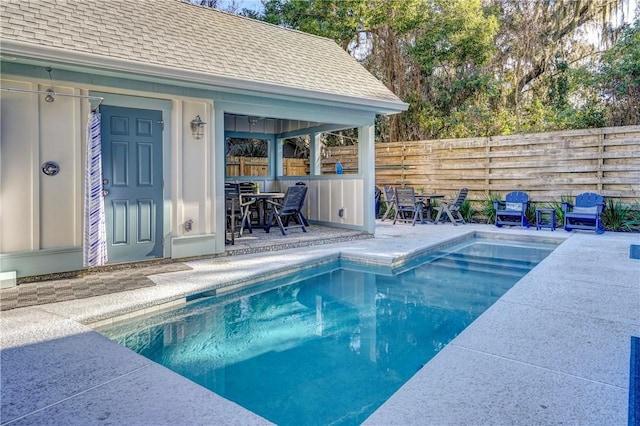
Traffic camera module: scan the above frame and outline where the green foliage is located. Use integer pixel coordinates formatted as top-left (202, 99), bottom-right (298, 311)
top-left (458, 199), bottom-right (474, 223)
top-left (252, 0), bottom-right (635, 140)
top-left (601, 199), bottom-right (630, 232)
top-left (597, 19), bottom-right (640, 125)
top-left (525, 204), bottom-right (537, 227)
top-left (378, 201), bottom-right (395, 219)
top-left (226, 138), bottom-right (268, 157)
top-left (263, 0), bottom-right (364, 50)
top-left (480, 192), bottom-right (502, 224)
top-left (621, 205), bottom-right (640, 232)
top-left (406, 0), bottom-right (501, 139)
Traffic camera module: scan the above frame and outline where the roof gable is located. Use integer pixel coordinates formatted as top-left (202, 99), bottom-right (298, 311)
top-left (1, 0), bottom-right (406, 109)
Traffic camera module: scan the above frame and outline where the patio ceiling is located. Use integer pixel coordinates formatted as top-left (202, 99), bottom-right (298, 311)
top-left (224, 113), bottom-right (329, 136)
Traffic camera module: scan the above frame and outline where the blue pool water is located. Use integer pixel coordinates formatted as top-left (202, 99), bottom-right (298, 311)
top-left (97, 236), bottom-right (558, 425)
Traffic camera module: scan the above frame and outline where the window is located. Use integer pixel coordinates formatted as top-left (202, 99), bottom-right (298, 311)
top-left (321, 129), bottom-right (359, 175)
top-left (282, 136), bottom-right (310, 176)
top-left (226, 137), bottom-right (269, 177)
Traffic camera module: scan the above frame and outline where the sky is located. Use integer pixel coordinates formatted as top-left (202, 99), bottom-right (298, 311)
top-left (217, 0), bottom-right (265, 13)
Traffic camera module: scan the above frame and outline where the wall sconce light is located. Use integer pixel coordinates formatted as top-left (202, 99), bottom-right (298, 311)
top-left (248, 116), bottom-right (259, 125)
top-left (190, 115), bottom-right (206, 139)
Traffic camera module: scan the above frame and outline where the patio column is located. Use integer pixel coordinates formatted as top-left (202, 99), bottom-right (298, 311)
top-left (213, 106), bottom-right (227, 254)
top-left (359, 124), bottom-right (375, 234)
top-left (310, 132), bottom-right (322, 176)
top-left (275, 137), bottom-right (284, 177)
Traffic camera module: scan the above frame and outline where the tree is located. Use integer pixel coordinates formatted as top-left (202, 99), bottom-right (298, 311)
top-left (492, 0), bottom-right (631, 130)
top-left (405, 0), bottom-right (501, 138)
top-left (598, 19), bottom-right (640, 125)
top-left (207, 0), bottom-right (638, 140)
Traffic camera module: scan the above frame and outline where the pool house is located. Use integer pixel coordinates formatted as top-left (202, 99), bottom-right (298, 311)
top-left (0, 0), bottom-right (408, 280)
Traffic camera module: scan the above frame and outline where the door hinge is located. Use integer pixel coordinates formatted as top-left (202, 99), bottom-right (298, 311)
top-left (158, 120), bottom-right (164, 131)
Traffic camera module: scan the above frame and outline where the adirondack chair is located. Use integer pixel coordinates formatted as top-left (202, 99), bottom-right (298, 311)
top-left (434, 188), bottom-right (468, 225)
top-left (380, 185), bottom-right (397, 221)
top-left (393, 186), bottom-right (424, 225)
top-left (265, 185), bottom-right (308, 235)
top-left (494, 191), bottom-right (530, 228)
top-left (562, 192), bottom-right (605, 234)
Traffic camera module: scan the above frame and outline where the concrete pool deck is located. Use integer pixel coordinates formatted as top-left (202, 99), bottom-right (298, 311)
top-left (1, 223), bottom-right (638, 425)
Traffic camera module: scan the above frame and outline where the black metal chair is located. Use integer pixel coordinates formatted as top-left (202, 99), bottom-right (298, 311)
top-left (266, 185), bottom-right (308, 235)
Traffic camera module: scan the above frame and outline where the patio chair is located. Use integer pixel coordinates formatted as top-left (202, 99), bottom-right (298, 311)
top-left (494, 191), bottom-right (530, 228)
top-left (266, 185), bottom-right (308, 235)
top-left (380, 185), bottom-right (397, 221)
top-left (562, 192), bottom-right (605, 234)
top-left (374, 186), bottom-right (382, 217)
top-left (433, 188), bottom-right (467, 225)
top-left (237, 182), bottom-right (258, 235)
top-left (393, 186), bottom-right (424, 225)
top-left (224, 183), bottom-right (242, 244)
top-left (294, 182), bottom-right (310, 226)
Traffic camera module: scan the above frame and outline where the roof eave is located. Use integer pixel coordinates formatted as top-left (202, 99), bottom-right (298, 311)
top-left (1, 40), bottom-right (408, 115)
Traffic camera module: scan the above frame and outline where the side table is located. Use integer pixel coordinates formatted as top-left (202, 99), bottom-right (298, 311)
top-left (536, 208), bottom-right (556, 231)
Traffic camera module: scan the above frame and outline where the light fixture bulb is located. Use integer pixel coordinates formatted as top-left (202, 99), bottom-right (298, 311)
top-left (44, 88), bottom-right (55, 103)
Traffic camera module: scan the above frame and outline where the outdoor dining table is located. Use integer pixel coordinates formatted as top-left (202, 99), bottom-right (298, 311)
top-left (240, 192), bottom-right (285, 231)
top-left (416, 194), bottom-right (445, 223)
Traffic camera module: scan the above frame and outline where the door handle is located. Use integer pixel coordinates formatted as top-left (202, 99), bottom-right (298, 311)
top-left (102, 189), bottom-right (109, 196)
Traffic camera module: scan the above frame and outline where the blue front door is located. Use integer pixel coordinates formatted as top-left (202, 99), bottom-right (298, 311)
top-left (101, 106), bottom-right (163, 263)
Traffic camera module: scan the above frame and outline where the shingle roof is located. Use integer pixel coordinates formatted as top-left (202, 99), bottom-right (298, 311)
top-left (1, 0), bottom-right (406, 109)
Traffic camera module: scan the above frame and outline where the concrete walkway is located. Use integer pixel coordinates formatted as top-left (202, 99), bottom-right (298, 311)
top-left (1, 223), bottom-right (638, 425)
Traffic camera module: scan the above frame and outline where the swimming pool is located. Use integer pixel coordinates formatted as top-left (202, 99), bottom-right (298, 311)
top-left (97, 236), bottom-right (558, 425)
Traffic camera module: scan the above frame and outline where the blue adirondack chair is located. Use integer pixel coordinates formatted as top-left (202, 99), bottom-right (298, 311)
top-left (562, 192), bottom-right (605, 234)
top-left (494, 191), bottom-right (530, 228)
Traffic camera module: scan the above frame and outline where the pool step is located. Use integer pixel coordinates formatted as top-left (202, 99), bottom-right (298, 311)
top-left (427, 254), bottom-right (534, 278)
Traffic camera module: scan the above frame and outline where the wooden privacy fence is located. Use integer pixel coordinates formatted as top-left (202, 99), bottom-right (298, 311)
top-left (226, 156), bottom-right (347, 176)
top-left (227, 157), bottom-right (310, 176)
top-left (328, 125), bottom-right (640, 205)
top-left (226, 156), bottom-right (268, 177)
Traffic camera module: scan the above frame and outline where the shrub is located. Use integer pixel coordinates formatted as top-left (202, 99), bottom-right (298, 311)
top-left (601, 199), bottom-right (629, 231)
top-left (621, 205), bottom-right (640, 232)
top-left (459, 199), bottom-right (474, 223)
top-left (480, 192), bottom-right (501, 224)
